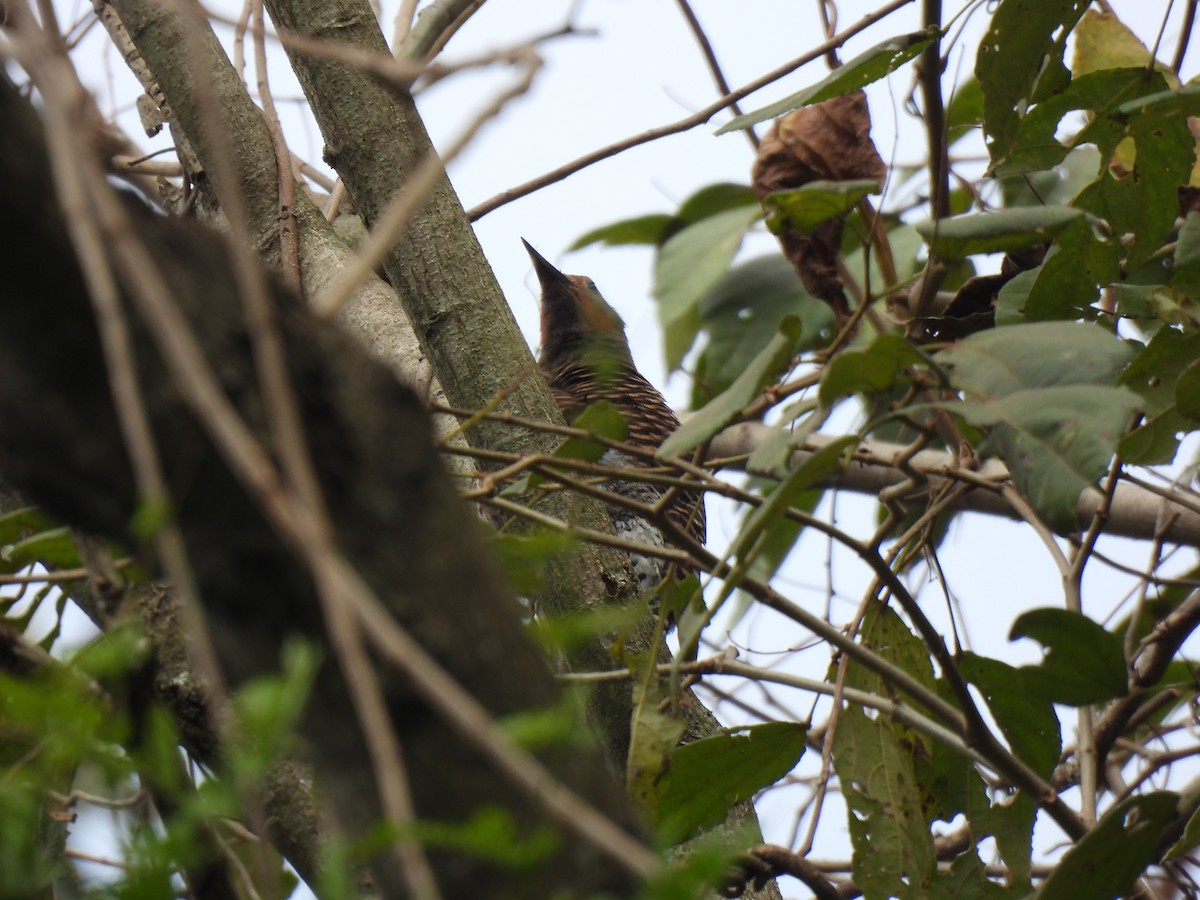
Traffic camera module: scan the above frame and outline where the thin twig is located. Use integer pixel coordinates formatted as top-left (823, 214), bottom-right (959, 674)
top-left (1172, 0), bottom-right (1197, 73)
top-left (466, 0), bottom-right (915, 220)
top-left (673, 0), bottom-right (759, 150)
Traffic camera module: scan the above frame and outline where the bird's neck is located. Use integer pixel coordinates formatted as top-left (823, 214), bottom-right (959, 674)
top-left (539, 334), bottom-right (633, 381)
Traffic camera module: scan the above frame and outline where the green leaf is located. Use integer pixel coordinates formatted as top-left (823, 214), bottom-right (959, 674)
top-left (654, 205), bottom-right (763, 371)
top-left (408, 808), bottom-right (559, 870)
top-left (1172, 213), bottom-right (1200, 297)
top-left (676, 183), bottom-right (759, 225)
top-left (2, 526), bottom-right (80, 571)
top-left (1177, 359), bottom-right (1200, 421)
top-left (838, 706), bottom-right (938, 899)
top-left (653, 723), bottom-right (807, 844)
top-left (627, 659), bottom-right (687, 823)
top-left (995, 218), bottom-right (1120, 323)
top-left (819, 333), bottom-right (926, 407)
top-left (1119, 328), bottom-right (1200, 463)
top-left (938, 850), bottom-right (1016, 899)
top-left (946, 77), bottom-right (983, 146)
top-left (1009, 608), bottom-right (1128, 704)
top-left (718, 29), bottom-right (939, 134)
top-left (692, 255), bottom-right (835, 405)
top-left (914, 206), bottom-right (1089, 262)
top-left (761, 180), bottom-right (880, 235)
top-left (1075, 96), bottom-right (1194, 269)
top-left (959, 653), bottom-right (1061, 778)
top-left (1038, 792), bottom-right (1179, 900)
top-left (955, 386), bottom-right (1138, 532)
top-left (659, 316), bottom-right (801, 459)
top-left (975, 0), bottom-right (1090, 166)
top-left (936, 323), bottom-right (1139, 530)
top-left (835, 604), bottom-right (938, 899)
top-left (838, 714), bottom-right (940, 899)
top-left (553, 400), bottom-right (628, 461)
top-left (955, 653), bottom-right (1048, 888)
top-left (488, 531), bottom-right (577, 595)
top-left (1073, 9), bottom-right (1175, 78)
top-left (991, 67), bottom-right (1163, 177)
top-left (1119, 81), bottom-right (1200, 118)
top-left (1165, 803), bottom-right (1200, 861)
top-left (569, 184), bottom-right (757, 250)
top-left (569, 214), bottom-right (674, 250)
top-left (0, 507), bottom-right (58, 548)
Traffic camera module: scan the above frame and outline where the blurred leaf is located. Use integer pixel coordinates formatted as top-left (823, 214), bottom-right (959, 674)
top-left (489, 530), bottom-right (577, 596)
top-left (549, 400), bottom-right (628, 464)
top-left (654, 205), bottom-right (763, 371)
top-left (939, 321), bottom-right (1134, 400)
top-left (653, 723), bottom-right (807, 844)
top-left (1177, 359), bottom-right (1200, 420)
top-left (676, 183), bottom-right (759, 225)
top-left (0, 507), bottom-right (58, 549)
top-left (946, 77), bottom-right (983, 145)
top-left (1072, 9), bottom-right (1175, 79)
top-left (569, 184), bottom-right (757, 251)
top-left (692, 255), bottom-right (834, 405)
top-left (914, 206), bottom-right (1088, 262)
top-left (842, 220), bottom-right (925, 293)
top-left (499, 695), bottom-right (592, 751)
top-left (409, 808), bottom-right (559, 870)
top-left (744, 397), bottom-right (824, 476)
top-left (1166, 804), bottom-right (1200, 860)
top-left (719, 29), bottom-right (939, 134)
top-left (819, 333), bottom-right (926, 407)
top-left (659, 316), bottom-right (801, 459)
top-left (1038, 792), bottom-right (1179, 900)
top-left (936, 323), bottom-right (1139, 530)
top-left (762, 179), bottom-right (880, 235)
top-left (1172, 212), bottom-right (1200, 297)
top-left (569, 214), bottom-right (674, 250)
top-left (1119, 82), bottom-right (1200, 118)
top-left (1009, 608), bottom-right (1128, 704)
top-left (939, 850), bottom-right (1016, 899)
top-left (1000, 147), bottom-right (1101, 209)
top-left (975, 0), bottom-right (1090, 168)
top-left (2, 527), bottom-right (80, 571)
top-left (627, 658), bottom-right (687, 823)
top-left (231, 640), bottom-right (319, 773)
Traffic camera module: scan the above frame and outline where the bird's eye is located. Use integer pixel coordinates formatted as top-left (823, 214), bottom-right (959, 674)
top-left (586, 279), bottom-right (598, 291)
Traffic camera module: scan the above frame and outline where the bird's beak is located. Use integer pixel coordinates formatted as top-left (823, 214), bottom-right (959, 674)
top-left (521, 239), bottom-right (571, 293)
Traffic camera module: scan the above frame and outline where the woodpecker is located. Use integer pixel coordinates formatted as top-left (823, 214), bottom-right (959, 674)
top-left (522, 239), bottom-right (706, 598)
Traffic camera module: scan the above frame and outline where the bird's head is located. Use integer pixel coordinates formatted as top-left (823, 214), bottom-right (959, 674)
top-left (523, 239), bottom-right (633, 374)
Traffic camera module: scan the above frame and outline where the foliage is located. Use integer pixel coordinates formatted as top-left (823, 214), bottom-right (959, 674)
top-left (6, 0), bottom-right (1200, 898)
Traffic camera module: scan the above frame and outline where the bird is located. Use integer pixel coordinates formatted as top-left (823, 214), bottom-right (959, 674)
top-left (522, 239), bottom-right (706, 602)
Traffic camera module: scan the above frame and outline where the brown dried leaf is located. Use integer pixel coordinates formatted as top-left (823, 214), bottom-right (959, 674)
top-left (752, 91), bottom-right (886, 325)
